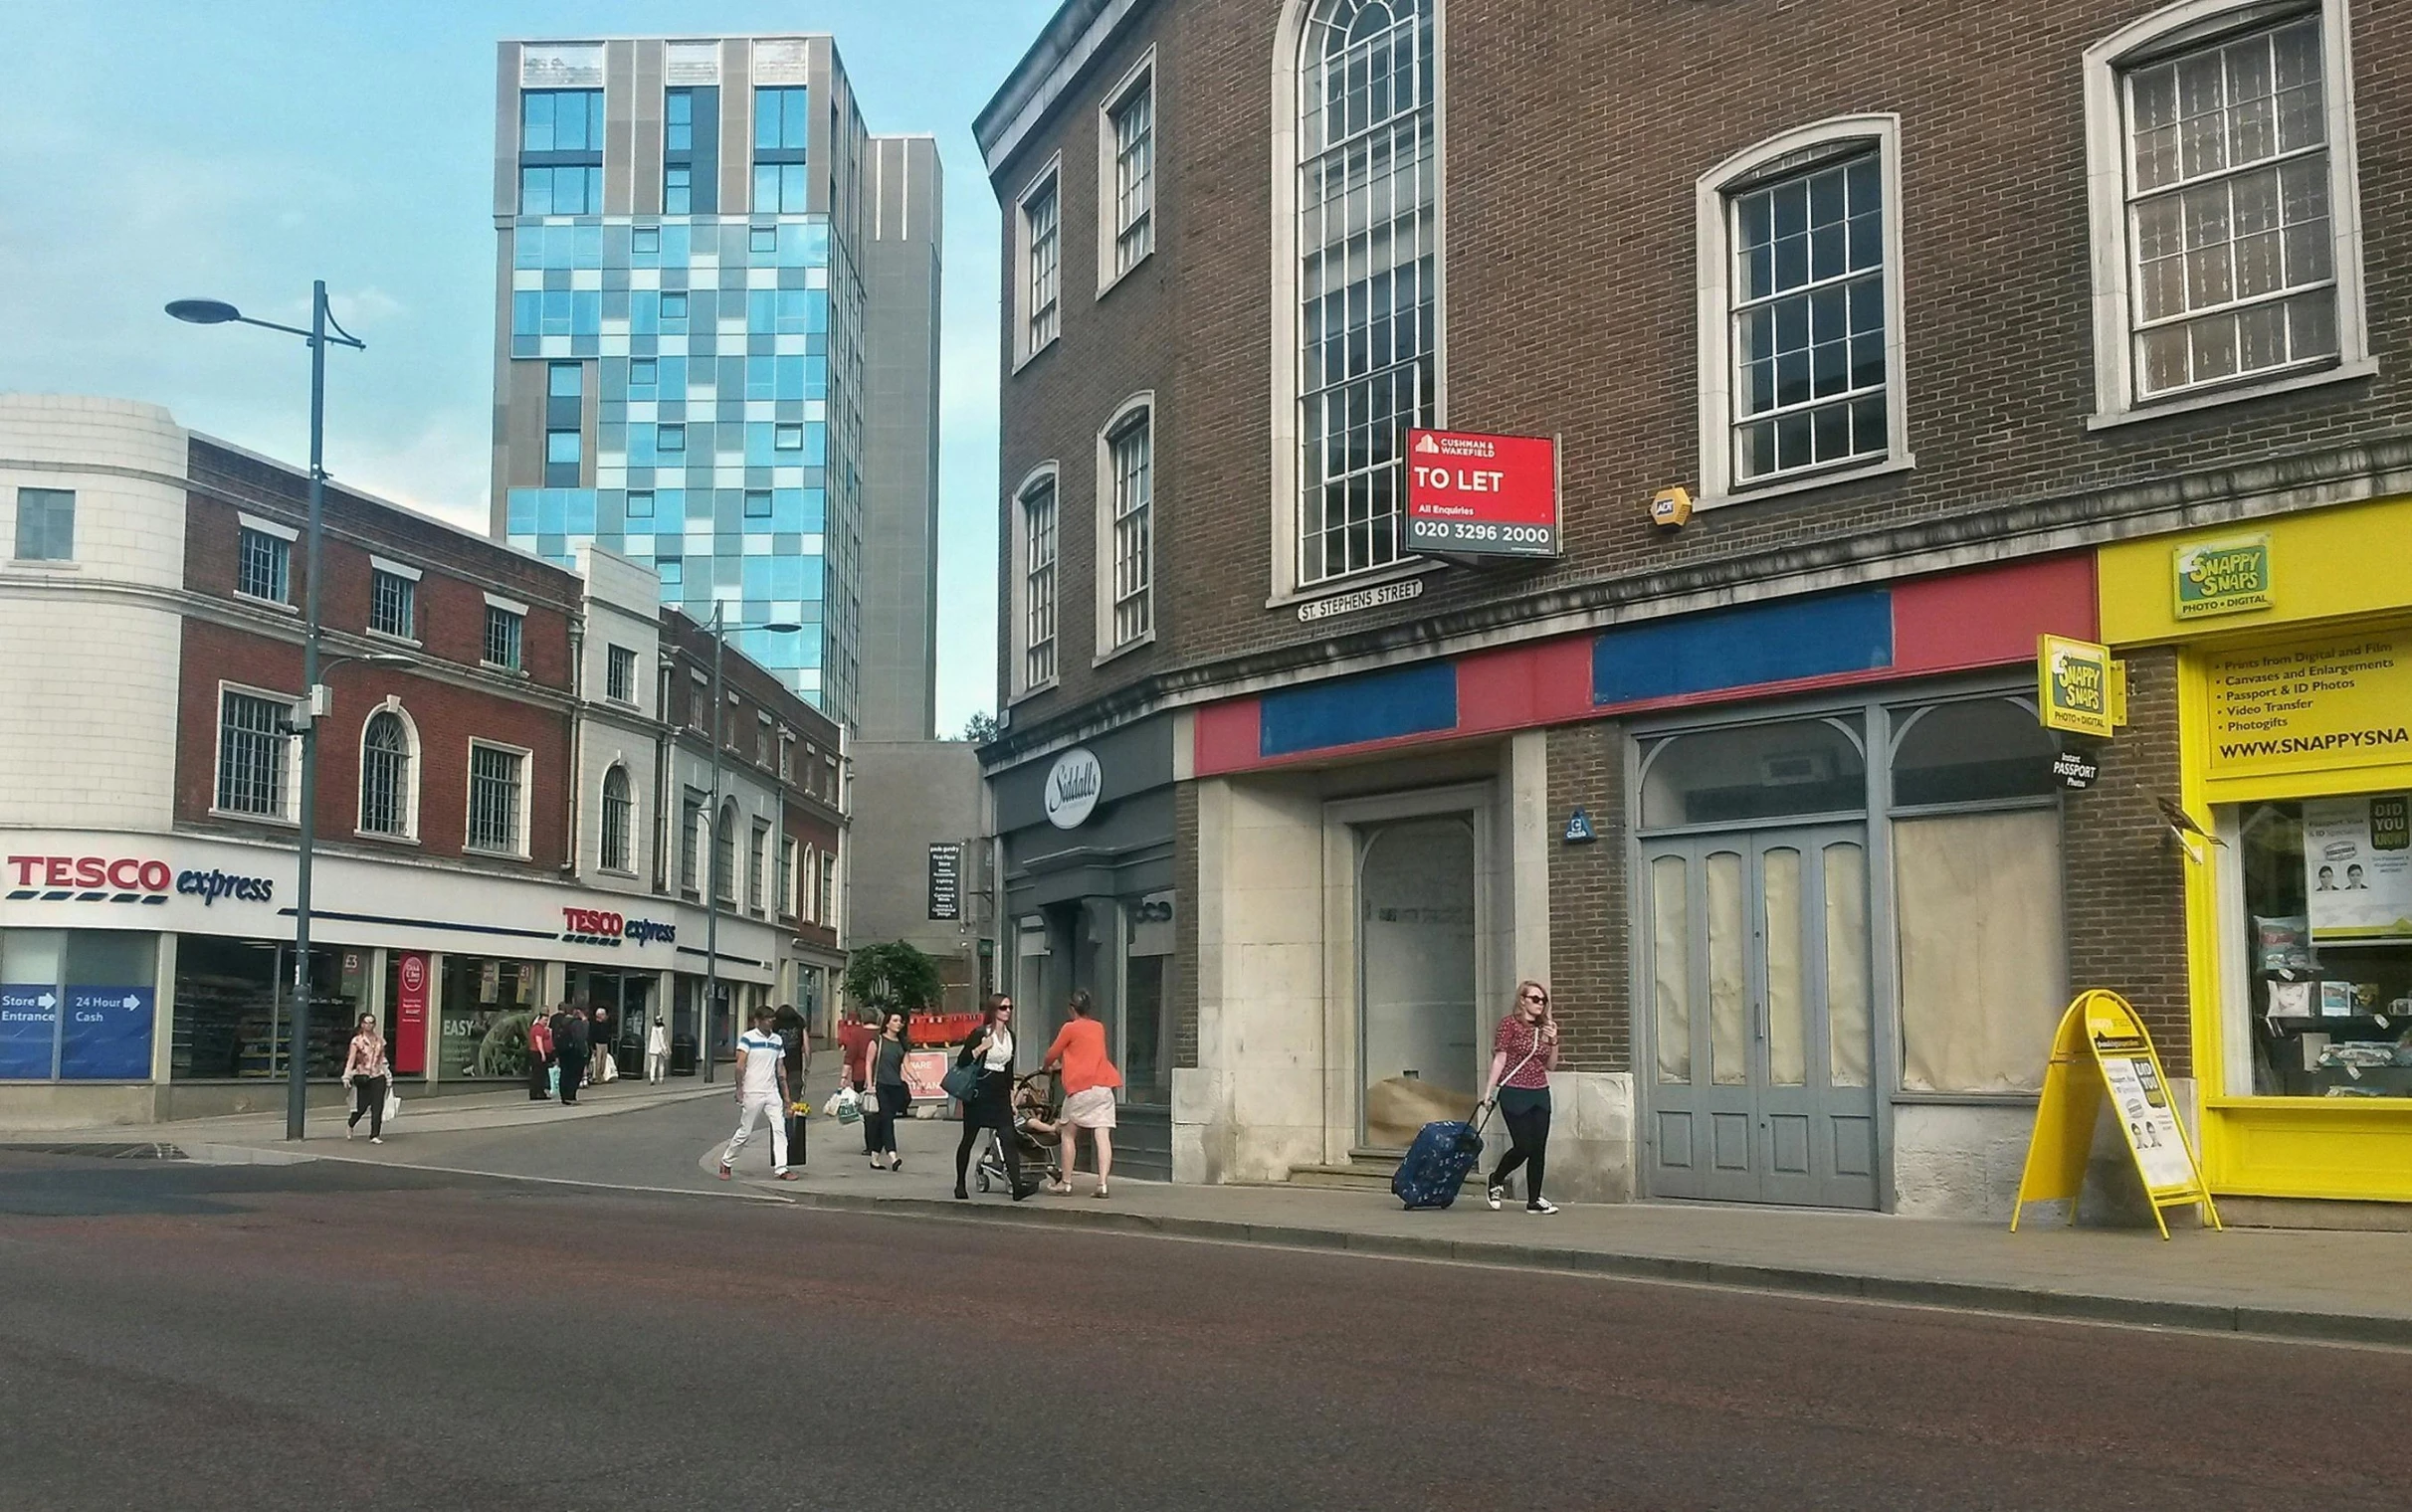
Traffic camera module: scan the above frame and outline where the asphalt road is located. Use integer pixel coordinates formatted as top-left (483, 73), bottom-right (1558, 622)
top-left (2, 1146), bottom-right (2405, 1512)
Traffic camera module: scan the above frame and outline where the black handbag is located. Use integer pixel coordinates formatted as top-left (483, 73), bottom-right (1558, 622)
top-left (940, 1057), bottom-right (981, 1103)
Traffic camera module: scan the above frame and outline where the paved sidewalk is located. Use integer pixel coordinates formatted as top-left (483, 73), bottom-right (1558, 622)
top-left (733, 1094), bottom-right (2412, 1348)
top-left (21, 1068), bottom-right (2407, 1348)
top-left (0, 1074), bottom-right (722, 1155)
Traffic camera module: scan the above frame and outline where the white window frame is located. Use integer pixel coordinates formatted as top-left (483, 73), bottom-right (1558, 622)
top-left (778, 834), bottom-right (798, 919)
top-left (747, 818), bottom-right (770, 914)
top-left (1007, 462), bottom-right (1062, 699)
top-left (483, 593), bottom-right (528, 673)
top-left (1098, 50), bottom-right (1157, 295)
top-left (801, 844), bottom-right (819, 923)
top-left (1095, 393), bottom-right (1155, 661)
top-left (680, 787), bottom-right (708, 894)
top-left (2082, 0), bottom-right (2372, 428)
top-left (1693, 113), bottom-right (1912, 510)
top-left (605, 643), bottom-right (639, 707)
top-left (598, 761), bottom-right (637, 875)
top-left (367, 556), bottom-right (422, 644)
top-left (465, 739), bottom-right (534, 858)
top-left (211, 679), bottom-right (301, 825)
top-left (234, 514), bottom-right (298, 609)
top-left (1268, 0), bottom-right (1450, 605)
top-left (1013, 155), bottom-right (1065, 371)
top-left (354, 697), bottom-right (421, 844)
top-left (820, 850), bottom-right (839, 933)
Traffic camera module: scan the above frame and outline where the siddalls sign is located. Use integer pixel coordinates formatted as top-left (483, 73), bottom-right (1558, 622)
top-left (5, 854), bottom-right (274, 908)
top-left (1044, 748), bottom-right (1104, 830)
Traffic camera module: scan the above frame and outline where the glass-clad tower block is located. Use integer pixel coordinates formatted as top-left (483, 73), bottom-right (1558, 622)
top-left (492, 37), bottom-right (888, 723)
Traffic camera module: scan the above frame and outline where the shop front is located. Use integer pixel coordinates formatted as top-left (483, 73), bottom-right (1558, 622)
top-left (993, 715), bottom-right (1177, 1180)
top-left (0, 831), bottom-right (698, 1125)
top-left (2101, 496), bottom-right (2412, 1213)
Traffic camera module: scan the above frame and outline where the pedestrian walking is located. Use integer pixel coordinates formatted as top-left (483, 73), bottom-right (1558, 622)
top-left (1481, 980), bottom-right (1561, 1215)
top-left (591, 1004), bottom-right (616, 1082)
top-left (838, 1005), bottom-right (878, 1155)
top-left (718, 1007), bottom-right (795, 1181)
top-left (527, 1008), bottom-right (555, 1100)
top-left (342, 1012), bottom-right (391, 1144)
top-left (553, 1003), bottom-right (590, 1107)
top-left (953, 995), bottom-right (1034, 1201)
top-left (644, 1014), bottom-right (669, 1083)
top-left (1040, 990), bottom-right (1122, 1198)
top-left (865, 1009), bottom-right (910, 1171)
top-left (773, 1004), bottom-right (809, 1165)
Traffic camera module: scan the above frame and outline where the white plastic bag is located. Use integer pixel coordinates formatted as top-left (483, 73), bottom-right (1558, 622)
top-left (382, 1089), bottom-right (402, 1123)
top-left (833, 1086), bottom-right (862, 1124)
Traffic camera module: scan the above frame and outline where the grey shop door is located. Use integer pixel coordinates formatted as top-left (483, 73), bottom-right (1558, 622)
top-left (1642, 826), bottom-right (1878, 1209)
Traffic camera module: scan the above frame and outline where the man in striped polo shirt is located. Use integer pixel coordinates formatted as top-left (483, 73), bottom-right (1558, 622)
top-left (719, 1006), bottom-right (795, 1181)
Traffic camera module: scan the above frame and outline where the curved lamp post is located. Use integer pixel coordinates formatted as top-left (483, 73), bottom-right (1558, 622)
top-left (168, 284), bottom-right (366, 1139)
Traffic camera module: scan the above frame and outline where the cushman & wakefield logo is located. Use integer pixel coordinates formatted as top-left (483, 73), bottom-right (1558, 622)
top-left (560, 906), bottom-right (677, 948)
top-left (6, 854), bottom-right (275, 907)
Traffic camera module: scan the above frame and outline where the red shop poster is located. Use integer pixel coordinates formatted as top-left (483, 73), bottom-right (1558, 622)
top-left (392, 953), bottom-right (430, 1074)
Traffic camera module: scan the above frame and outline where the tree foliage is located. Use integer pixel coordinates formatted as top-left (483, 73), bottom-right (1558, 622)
top-left (843, 941), bottom-right (943, 1016)
top-left (962, 711), bottom-right (1000, 744)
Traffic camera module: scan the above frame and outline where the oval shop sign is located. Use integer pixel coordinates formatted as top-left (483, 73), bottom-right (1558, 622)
top-left (1044, 748), bottom-right (1103, 830)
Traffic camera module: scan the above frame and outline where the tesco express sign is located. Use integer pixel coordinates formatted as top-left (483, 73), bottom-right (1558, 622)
top-left (6, 853), bottom-right (275, 907)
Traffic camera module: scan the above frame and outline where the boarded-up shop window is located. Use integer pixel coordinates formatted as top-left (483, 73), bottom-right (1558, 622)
top-left (1895, 808), bottom-right (2066, 1092)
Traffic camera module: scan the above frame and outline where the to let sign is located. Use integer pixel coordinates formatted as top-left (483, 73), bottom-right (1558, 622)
top-left (1404, 430), bottom-right (1559, 559)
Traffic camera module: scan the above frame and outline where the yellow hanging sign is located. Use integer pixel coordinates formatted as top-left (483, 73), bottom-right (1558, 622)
top-left (2039, 635), bottom-right (2119, 739)
top-left (2010, 990), bottom-right (2222, 1240)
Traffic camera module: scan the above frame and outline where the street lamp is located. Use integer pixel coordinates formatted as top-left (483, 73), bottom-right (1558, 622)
top-left (700, 605), bottom-right (801, 1083)
top-left (169, 284), bottom-right (365, 1140)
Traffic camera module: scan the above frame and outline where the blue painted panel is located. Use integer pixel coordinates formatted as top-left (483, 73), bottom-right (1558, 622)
top-left (1592, 591), bottom-right (1894, 707)
top-left (1261, 662), bottom-right (1458, 758)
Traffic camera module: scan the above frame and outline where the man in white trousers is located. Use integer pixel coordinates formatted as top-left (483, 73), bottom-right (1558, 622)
top-left (645, 1016), bottom-right (670, 1083)
top-left (719, 1007), bottom-right (795, 1181)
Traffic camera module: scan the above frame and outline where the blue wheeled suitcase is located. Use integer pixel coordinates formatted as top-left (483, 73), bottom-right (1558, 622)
top-left (1392, 1114), bottom-right (1487, 1210)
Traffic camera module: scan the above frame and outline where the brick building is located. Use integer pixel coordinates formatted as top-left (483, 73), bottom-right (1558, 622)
top-left (975, 0), bottom-right (2412, 1218)
top-left (0, 395), bottom-right (844, 1127)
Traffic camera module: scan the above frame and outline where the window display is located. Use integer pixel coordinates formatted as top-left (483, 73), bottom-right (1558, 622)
top-left (2232, 792), bottom-right (2412, 1098)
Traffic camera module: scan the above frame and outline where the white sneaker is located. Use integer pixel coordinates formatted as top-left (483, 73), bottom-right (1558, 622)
top-left (1526, 1198), bottom-right (1558, 1215)
top-left (344, 1123), bottom-right (354, 1140)
top-left (1485, 1184), bottom-right (1504, 1211)
top-left (370, 1136), bottom-right (383, 1145)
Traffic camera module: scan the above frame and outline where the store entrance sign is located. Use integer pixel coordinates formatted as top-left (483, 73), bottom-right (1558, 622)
top-left (2205, 632), bottom-right (2412, 780)
top-left (1404, 429), bottom-right (1561, 559)
top-left (2038, 636), bottom-right (2118, 739)
top-left (2012, 990), bottom-right (2222, 1240)
top-left (0, 985), bottom-right (58, 1079)
top-left (59, 988), bottom-right (152, 1079)
top-left (2174, 533), bottom-right (2272, 620)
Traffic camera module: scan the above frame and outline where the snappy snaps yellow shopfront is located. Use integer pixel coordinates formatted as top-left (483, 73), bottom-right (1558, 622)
top-left (2102, 496), bottom-right (2412, 1212)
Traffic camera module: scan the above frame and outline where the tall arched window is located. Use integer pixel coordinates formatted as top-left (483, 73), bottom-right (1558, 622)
top-left (358, 707), bottom-right (414, 838)
top-left (1295, 0), bottom-right (1438, 587)
top-left (599, 765), bottom-right (633, 872)
top-left (714, 799), bottom-right (738, 902)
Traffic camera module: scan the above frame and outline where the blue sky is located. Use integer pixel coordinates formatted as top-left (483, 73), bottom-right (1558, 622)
top-left (0, 0), bottom-right (1054, 735)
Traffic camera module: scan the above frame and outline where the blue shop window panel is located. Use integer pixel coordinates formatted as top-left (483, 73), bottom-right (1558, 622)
top-left (1592, 590), bottom-right (1895, 707)
top-left (506, 488), bottom-right (539, 535)
top-left (0, 984), bottom-right (59, 1078)
top-left (1261, 662), bottom-right (1458, 758)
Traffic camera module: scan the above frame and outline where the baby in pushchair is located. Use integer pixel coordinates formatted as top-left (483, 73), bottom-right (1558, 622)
top-left (975, 1069), bottom-right (1066, 1195)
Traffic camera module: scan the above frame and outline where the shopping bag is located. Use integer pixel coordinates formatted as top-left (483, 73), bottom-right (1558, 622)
top-left (382, 1089), bottom-right (402, 1123)
top-left (834, 1087), bottom-right (862, 1125)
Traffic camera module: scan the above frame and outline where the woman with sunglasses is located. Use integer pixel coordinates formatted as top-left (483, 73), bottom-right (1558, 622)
top-left (953, 994), bottom-right (1034, 1201)
top-left (1481, 980), bottom-right (1560, 1214)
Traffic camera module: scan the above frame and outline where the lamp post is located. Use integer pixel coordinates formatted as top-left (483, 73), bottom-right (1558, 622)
top-left (169, 284), bottom-right (366, 1140)
top-left (701, 604), bottom-right (801, 1083)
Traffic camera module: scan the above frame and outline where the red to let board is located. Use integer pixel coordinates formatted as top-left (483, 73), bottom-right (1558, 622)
top-left (1405, 429), bottom-right (1560, 559)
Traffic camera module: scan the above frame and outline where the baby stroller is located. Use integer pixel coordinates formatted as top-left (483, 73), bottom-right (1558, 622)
top-left (975, 1068), bottom-right (1066, 1194)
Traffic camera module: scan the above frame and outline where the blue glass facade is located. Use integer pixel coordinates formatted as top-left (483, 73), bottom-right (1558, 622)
top-left (503, 211), bottom-right (861, 716)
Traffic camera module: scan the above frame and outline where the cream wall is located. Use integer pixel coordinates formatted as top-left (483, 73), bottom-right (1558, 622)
top-left (572, 546), bottom-right (662, 894)
top-left (0, 397), bottom-right (189, 833)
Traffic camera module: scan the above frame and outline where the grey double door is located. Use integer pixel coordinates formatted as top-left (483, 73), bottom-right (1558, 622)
top-left (1642, 825), bottom-right (1878, 1209)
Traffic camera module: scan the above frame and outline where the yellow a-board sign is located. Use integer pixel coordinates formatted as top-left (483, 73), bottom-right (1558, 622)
top-left (2010, 990), bottom-right (2222, 1240)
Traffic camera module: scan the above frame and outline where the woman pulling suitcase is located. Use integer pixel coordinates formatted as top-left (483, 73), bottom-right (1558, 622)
top-left (1481, 980), bottom-right (1560, 1214)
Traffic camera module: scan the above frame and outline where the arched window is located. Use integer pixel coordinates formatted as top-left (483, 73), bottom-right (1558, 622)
top-left (358, 706), bottom-right (415, 839)
top-left (599, 765), bottom-right (633, 872)
top-left (714, 799), bottom-right (738, 902)
top-left (1292, 0), bottom-right (1438, 588)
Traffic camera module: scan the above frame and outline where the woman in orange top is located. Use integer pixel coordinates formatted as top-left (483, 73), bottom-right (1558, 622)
top-left (1040, 990), bottom-right (1122, 1198)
